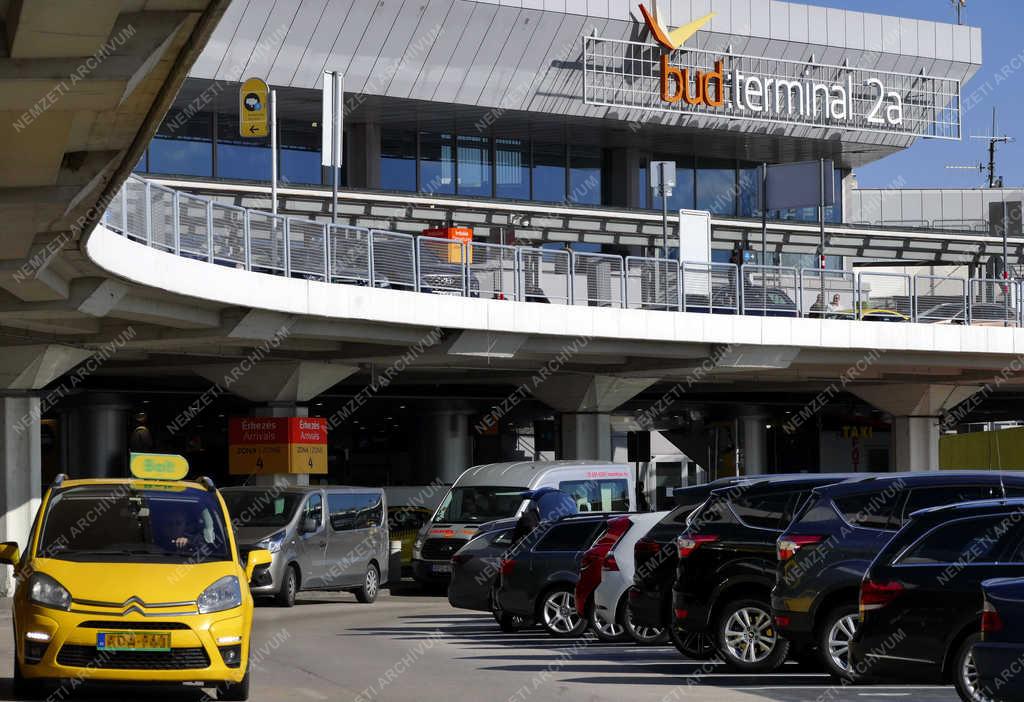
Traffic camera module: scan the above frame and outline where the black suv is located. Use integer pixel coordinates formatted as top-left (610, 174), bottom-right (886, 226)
top-left (773, 472), bottom-right (1024, 680)
top-left (494, 514), bottom-right (616, 637)
top-left (630, 478), bottom-right (750, 657)
top-left (852, 498), bottom-right (1024, 701)
top-left (672, 475), bottom-right (854, 672)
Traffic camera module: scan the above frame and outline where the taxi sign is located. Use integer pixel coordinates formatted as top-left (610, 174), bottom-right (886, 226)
top-left (129, 453), bottom-right (189, 481)
top-left (239, 77), bottom-right (269, 138)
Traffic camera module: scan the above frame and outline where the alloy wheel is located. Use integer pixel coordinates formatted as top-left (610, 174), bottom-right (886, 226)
top-left (827, 614), bottom-right (858, 674)
top-left (365, 566), bottom-right (378, 600)
top-left (591, 609), bottom-right (625, 639)
top-left (961, 649), bottom-right (993, 702)
top-left (542, 591), bottom-right (581, 635)
top-left (723, 606), bottom-right (776, 663)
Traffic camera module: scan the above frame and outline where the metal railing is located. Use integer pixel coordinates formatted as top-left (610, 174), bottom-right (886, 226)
top-left (101, 175), bottom-right (1024, 327)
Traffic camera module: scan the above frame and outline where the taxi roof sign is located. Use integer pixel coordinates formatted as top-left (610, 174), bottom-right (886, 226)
top-left (129, 453), bottom-right (189, 481)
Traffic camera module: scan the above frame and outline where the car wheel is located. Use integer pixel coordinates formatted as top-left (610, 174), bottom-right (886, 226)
top-left (539, 587), bottom-right (587, 638)
top-left (716, 598), bottom-right (789, 673)
top-left (819, 604), bottom-right (860, 680)
top-left (668, 622), bottom-right (717, 660)
top-left (953, 634), bottom-right (994, 702)
top-left (355, 563), bottom-right (380, 604)
top-left (275, 565), bottom-right (297, 608)
top-left (217, 667), bottom-right (251, 701)
top-left (12, 657), bottom-right (44, 700)
top-left (621, 603), bottom-right (668, 645)
top-left (589, 604), bottom-right (629, 643)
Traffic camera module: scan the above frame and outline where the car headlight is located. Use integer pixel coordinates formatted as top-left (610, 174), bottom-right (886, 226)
top-left (29, 573), bottom-right (71, 611)
top-left (197, 576), bottom-right (242, 614)
top-left (256, 530), bottom-right (286, 554)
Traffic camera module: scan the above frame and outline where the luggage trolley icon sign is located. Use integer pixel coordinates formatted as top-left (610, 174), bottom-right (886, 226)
top-left (239, 77), bottom-right (269, 138)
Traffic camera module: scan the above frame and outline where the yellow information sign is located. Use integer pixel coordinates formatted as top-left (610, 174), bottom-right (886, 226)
top-left (129, 453), bottom-right (189, 481)
top-left (239, 77), bottom-right (269, 138)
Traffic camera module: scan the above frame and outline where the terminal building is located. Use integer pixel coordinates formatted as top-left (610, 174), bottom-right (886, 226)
top-left (6, 0), bottom-right (1024, 550)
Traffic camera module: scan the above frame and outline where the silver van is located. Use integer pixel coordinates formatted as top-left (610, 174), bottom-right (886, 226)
top-left (222, 486), bottom-right (388, 607)
top-left (412, 460), bottom-right (635, 586)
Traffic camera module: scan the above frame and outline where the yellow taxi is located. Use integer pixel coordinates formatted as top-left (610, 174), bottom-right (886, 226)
top-left (0, 454), bottom-right (271, 700)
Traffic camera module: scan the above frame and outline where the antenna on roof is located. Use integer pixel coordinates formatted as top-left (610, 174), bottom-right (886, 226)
top-left (945, 108), bottom-right (1014, 188)
top-left (951, 0), bottom-right (966, 25)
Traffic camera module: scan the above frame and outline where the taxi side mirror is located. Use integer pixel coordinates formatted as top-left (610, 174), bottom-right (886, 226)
top-left (0, 541), bottom-right (20, 566)
top-left (245, 548), bottom-right (272, 583)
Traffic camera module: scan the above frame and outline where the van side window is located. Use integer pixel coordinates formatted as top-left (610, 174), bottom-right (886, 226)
top-left (559, 479), bottom-right (629, 512)
top-left (304, 494), bottom-right (323, 530)
top-left (328, 494), bottom-right (357, 531)
top-left (354, 494), bottom-right (383, 529)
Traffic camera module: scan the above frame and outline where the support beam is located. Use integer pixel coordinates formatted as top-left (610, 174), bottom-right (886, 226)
top-left (561, 413), bottom-right (612, 461)
top-left (0, 396), bottom-right (41, 595)
top-left (194, 360), bottom-right (357, 403)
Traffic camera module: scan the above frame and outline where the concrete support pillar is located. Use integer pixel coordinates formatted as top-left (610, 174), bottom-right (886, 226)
top-left (0, 397), bottom-right (41, 595)
top-left (64, 393), bottom-right (131, 478)
top-left (741, 415), bottom-right (767, 476)
top-left (850, 384), bottom-right (983, 472)
top-left (416, 409), bottom-right (473, 484)
top-left (561, 412), bottom-right (612, 461)
top-left (528, 374), bottom-right (658, 461)
top-left (346, 123), bottom-right (382, 190)
top-left (248, 404), bottom-right (310, 488)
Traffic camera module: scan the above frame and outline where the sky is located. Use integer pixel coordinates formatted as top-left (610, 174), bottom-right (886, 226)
top-left (804, 0), bottom-right (1024, 189)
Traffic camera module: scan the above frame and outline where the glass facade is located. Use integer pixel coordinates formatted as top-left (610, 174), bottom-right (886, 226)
top-left (134, 109), bottom-right (844, 226)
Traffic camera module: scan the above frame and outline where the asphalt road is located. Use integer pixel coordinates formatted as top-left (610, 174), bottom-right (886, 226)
top-left (0, 587), bottom-right (962, 701)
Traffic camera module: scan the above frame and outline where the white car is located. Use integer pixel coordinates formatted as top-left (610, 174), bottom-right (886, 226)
top-left (590, 511), bottom-right (669, 643)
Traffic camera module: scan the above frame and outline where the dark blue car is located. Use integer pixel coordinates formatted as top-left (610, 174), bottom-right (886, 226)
top-left (975, 576), bottom-right (1024, 701)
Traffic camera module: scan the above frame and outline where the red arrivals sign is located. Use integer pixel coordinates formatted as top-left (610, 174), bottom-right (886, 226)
top-left (228, 417), bottom-right (327, 475)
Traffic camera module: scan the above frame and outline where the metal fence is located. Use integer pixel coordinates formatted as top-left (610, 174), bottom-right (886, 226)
top-left (102, 175), bottom-right (1024, 327)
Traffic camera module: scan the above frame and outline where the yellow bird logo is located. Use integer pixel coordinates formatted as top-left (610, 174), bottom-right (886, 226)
top-left (639, 4), bottom-right (716, 52)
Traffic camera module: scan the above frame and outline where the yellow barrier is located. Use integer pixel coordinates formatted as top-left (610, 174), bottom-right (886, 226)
top-left (940, 427), bottom-right (1024, 470)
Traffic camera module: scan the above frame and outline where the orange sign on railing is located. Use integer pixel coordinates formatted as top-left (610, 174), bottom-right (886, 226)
top-left (423, 227), bottom-right (473, 264)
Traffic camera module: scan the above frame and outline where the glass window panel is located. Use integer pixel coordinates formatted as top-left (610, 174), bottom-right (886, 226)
top-left (569, 145), bottom-right (602, 205)
top-left (697, 158), bottom-right (737, 215)
top-left (495, 138), bottom-right (530, 200)
top-left (149, 112), bottom-right (212, 177)
top-left (381, 129), bottom-right (417, 192)
top-left (898, 515), bottom-right (1011, 566)
top-left (216, 114), bottom-right (270, 181)
top-left (651, 158), bottom-right (695, 212)
top-left (134, 151), bottom-right (147, 174)
top-left (532, 142), bottom-right (565, 203)
top-left (419, 131), bottom-right (455, 195)
top-left (457, 135), bottom-right (491, 197)
top-left (738, 163), bottom-right (760, 218)
top-left (279, 119), bottom-right (322, 186)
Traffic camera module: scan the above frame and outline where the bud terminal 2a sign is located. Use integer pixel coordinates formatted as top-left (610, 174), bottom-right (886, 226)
top-left (580, 5), bottom-right (961, 139)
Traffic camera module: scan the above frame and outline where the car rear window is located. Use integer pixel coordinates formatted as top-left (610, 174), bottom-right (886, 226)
top-left (833, 489), bottom-right (903, 531)
top-left (534, 521), bottom-right (601, 551)
top-left (897, 515), bottom-right (1014, 566)
top-left (730, 492), bottom-right (795, 531)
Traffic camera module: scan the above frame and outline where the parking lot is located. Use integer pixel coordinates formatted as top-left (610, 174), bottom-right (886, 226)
top-left (0, 589), bottom-right (961, 702)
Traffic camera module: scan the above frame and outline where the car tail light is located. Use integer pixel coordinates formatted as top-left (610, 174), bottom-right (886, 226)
top-left (499, 559), bottom-right (515, 576)
top-left (860, 579), bottom-right (903, 613)
top-left (775, 615), bottom-right (791, 628)
top-left (677, 534), bottom-right (718, 558)
top-left (982, 600), bottom-right (1004, 634)
top-left (634, 537), bottom-right (662, 557)
top-left (777, 534), bottom-right (824, 561)
top-left (602, 554), bottom-right (619, 571)
top-left (451, 553), bottom-right (471, 566)
top-left (674, 608), bottom-right (688, 619)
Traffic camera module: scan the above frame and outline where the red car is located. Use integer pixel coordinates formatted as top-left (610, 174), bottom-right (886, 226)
top-left (575, 516), bottom-right (634, 641)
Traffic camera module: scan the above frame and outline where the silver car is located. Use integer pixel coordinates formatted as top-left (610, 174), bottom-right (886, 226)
top-left (222, 486), bottom-right (389, 607)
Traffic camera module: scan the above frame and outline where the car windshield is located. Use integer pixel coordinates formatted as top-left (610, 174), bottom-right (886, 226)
top-left (37, 485), bottom-right (232, 563)
top-left (433, 486), bottom-right (527, 524)
top-left (222, 490), bottom-right (303, 528)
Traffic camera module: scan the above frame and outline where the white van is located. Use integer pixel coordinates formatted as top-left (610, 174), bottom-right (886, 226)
top-left (411, 460), bottom-right (635, 586)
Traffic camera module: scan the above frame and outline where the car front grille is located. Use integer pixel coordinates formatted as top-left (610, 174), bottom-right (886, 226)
top-left (421, 538), bottom-right (467, 561)
top-left (57, 644), bottom-right (210, 670)
top-left (78, 621), bottom-right (190, 630)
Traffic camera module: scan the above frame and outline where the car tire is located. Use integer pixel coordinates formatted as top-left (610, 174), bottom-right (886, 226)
top-left (218, 667), bottom-right (251, 701)
top-left (12, 657), bottom-right (44, 700)
top-left (953, 633), bottom-right (994, 702)
top-left (275, 565), bottom-right (297, 608)
top-left (589, 603), bottom-right (629, 643)
top-left (621, 603), bottom-right (668, 645)
top-left (818, 604), bottom-right (861, 681)
top-left (538, 586), bottom-right (587, 638)
top-left (715, 598), bottom-right (789, 673)
top-left (355, 563), bottom-right (380, 604)
top-left (668, 621), bottom-right (717, 660)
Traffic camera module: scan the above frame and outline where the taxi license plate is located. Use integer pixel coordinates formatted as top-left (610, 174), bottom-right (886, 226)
top-left (97, 631), bottom-right (171, 652)
top-left (433, 563), bottom-right (452, 574)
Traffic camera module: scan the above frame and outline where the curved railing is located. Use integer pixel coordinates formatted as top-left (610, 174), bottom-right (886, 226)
top-left (101, 175), bottom-right (1022, 327)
